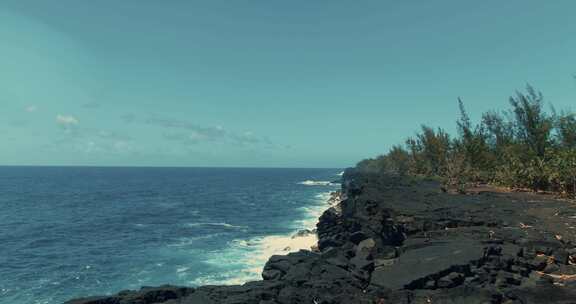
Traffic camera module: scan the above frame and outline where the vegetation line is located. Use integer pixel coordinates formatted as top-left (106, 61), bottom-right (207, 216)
top-left (357, 85), bottom-right (576, 197)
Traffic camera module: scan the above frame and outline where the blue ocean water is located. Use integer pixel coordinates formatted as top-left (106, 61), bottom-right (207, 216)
top-left (0, 167), bottom-right (341, 304)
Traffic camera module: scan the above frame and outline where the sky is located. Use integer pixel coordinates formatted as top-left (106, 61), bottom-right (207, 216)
top-left (1, 1), bottom-right (575, 168)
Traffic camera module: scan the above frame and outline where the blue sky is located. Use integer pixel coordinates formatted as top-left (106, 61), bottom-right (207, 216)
top-left (1, 1), bottom-right (575, 168)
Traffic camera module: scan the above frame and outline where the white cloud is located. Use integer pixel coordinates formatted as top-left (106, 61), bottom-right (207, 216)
top-left (147, 116), bottom-right (272, 147)
top-left (56, 114), bottom-right (79, 132)
top-left (25, 105), bottom-right (38, 112)
top-left (56, 114), bottom-right (79, 126)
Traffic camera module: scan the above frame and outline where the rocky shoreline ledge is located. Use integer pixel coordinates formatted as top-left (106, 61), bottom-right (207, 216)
top-left (66, 170), bottom-right (576, 304)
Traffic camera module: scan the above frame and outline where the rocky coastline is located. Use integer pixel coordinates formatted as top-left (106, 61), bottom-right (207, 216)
top-left (66, 169), bottom-right (576, 304)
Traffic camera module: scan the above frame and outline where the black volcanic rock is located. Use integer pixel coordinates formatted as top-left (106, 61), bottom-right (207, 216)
top-left (66, 169), bottom-right (576, 304)
top-left (64, 285), bottom-right (195, 304)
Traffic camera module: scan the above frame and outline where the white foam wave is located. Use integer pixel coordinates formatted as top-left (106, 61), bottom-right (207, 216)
top-left (294, 191), bottom-right (337, 229)
top-left (190, 190), bottom-right (341, 286)
top-left (190, 268), bottom-right (259, 286)
top-left (190, 232), bottom-right (319, 286)
top-left (337, 171), bottom-right (344, 176)
top-left (298, 180), bottom-right (336, 186)
top-left (167, 233), bottom-right (229, 247)
top-left (184, 222), bottom-right (247, 229)
top-left (315, 192), bottom-right (332, 200)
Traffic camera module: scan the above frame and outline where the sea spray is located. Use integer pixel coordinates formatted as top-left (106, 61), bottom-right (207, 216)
top-left (191, 190), bottom-right (342, 285)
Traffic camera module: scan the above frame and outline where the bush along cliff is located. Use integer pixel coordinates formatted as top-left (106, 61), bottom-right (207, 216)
top-left (67, 169), bottom-right (576, 304)
top-left (357, 85), bottom-right (576, 198)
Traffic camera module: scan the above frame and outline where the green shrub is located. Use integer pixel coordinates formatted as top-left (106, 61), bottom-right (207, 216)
top-left (355, 85), bottom-right (575, 197)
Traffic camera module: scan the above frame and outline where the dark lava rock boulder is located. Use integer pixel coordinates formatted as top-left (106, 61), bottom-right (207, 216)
top-left (64, 285), bottom-right (195, 304)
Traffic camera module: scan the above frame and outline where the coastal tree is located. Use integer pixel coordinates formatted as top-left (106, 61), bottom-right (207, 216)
top-left (509, 85), bottom-right (553, 159)
top-left (356, 84), bottom-right (576, 197)
top-left (455, 98), bottom-right (493, 182)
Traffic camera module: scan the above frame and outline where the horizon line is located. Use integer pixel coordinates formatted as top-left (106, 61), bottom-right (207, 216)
top-left (0, 164), bottom-right (347, 170)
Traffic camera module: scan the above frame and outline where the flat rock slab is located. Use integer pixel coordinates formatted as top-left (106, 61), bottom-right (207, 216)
top-left (371, 238), bottom-right (485, 290)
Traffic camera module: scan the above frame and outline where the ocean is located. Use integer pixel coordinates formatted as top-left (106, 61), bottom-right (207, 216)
top-left (0, 167), bottom-right (341, 304)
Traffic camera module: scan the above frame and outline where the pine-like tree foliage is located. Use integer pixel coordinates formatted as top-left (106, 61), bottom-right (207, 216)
top-left (509, 86), bottom-right (553, 159)
top-left (556, 111), bottom-right (576, 148)
top-left (356, 85), bottom-right (576, 197)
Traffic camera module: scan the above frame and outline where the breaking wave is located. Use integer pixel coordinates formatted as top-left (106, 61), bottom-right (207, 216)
top-left (191, 191), bottom-right (337, 286)
top-left (183, 222), bottom-right (247, 229)
top-left (298, 180), bottom-right (337, 186)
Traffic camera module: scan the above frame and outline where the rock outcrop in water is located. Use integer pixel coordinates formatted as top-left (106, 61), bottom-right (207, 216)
top-left (66, 169), bottom-right (576, 303)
